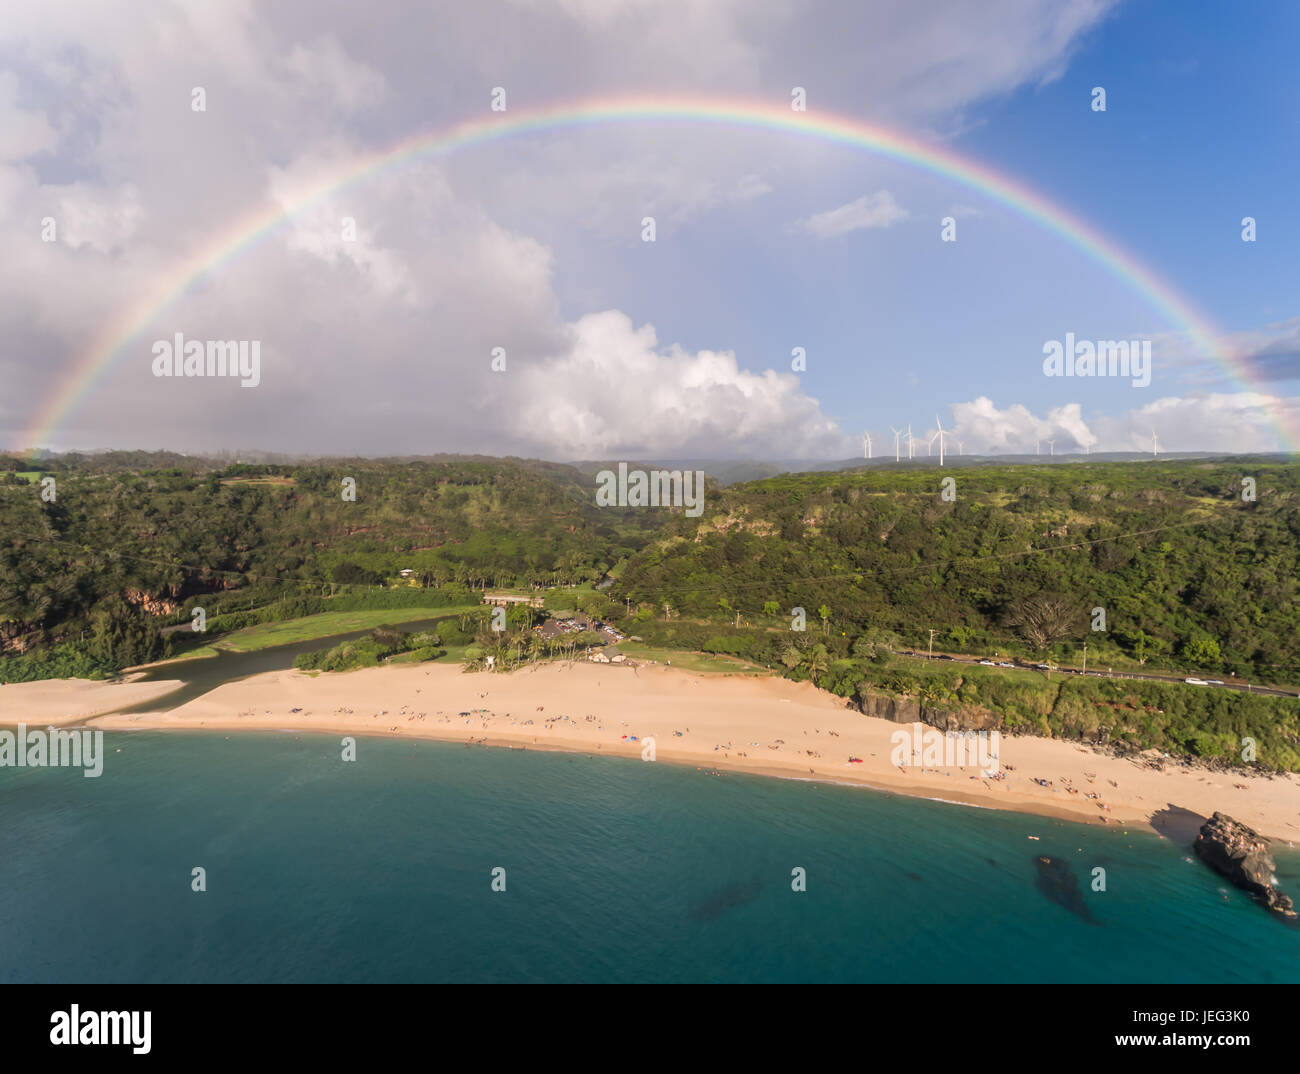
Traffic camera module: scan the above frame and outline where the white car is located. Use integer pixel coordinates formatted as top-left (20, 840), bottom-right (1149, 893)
top-left (978, 660), bottom-right (996, 666)
top-left (1205, 679), bottom-right (1225, 685)
top-left (997, 662), bottom-right (1014, 668)
top-left (1184, 677), bottom-right (1209, 686)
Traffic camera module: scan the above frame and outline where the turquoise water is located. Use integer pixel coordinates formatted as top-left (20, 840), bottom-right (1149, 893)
top-left (2, 732), bottom-right (1298, 983)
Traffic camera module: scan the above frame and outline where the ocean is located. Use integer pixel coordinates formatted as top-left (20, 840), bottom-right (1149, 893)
top-left (2, 732), bottom-right (1297, 983)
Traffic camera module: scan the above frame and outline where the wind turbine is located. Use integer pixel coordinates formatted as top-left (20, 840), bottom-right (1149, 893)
top-left (862, 432), bottom-right (873, 459)
top-left (1150, 430), bottom-right (1159, 457)
top-left (1046, 437), bottom-right (1055, 457)
top-left (907, 423), bottom-right (915, 459)
top-left (957, 440), bottom-right (964, 456)
top-left (932, 413), bottom-right (946, 467)
top-left (1035, 438), bottom-right (1041, 456)
top-left (889, 426), bottom-right (902, 462)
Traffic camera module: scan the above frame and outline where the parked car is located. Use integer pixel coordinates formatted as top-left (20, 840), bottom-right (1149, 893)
top-left (997, 662), bottom-right (1014, 668)
top-left (1184, 677), bottom-right (1209, 686)
top-left (978, 659), bottom-right (996, 666)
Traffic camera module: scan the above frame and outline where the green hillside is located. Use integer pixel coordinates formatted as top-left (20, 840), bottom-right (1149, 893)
top-left (613, 460), bottom-right (1300, 685)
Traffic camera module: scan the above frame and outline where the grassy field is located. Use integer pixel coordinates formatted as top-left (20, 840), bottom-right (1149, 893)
top-left (618, 641), bottom-right (774, 675)
top-left (388, 642), bottom-right (474, 665)
top-left (542, 582), bottom-right (599, 615)
top-left (213, 605), bottom-right (479, 652)
top-left (218, 476), bottom-right (296, 486)
top-left (159, 644), bottom-right (221, 662)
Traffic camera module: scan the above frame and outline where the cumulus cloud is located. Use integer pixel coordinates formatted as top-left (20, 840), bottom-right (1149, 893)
top-left (938, 394), bottom-right (1298, 455)
top-left (944, 397), bottom-right (1088, 453)
top-left (796, 190), bottom-right (909, 238)
top-left (512, 311), bottom-right (854, 458)
top-left (1090, 393), bottom-right (1299, 454)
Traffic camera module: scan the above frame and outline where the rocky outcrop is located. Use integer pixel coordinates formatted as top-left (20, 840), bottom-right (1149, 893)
top-left (855, 687), bottom-right (999, 732)
top-left (921, 704), bottom-right (1000, 733)
top-left (0, 620), bottom-right (40, 654)
top-left (856, 690), bottom-right (921, 724)
top-left (122, 588), bottom-right (182, 616)
top-left (1195, 812), bottom-right (1296, 919)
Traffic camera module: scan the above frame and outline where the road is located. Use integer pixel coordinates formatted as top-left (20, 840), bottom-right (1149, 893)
top-left (892, 650), bottom-right (1299, 699)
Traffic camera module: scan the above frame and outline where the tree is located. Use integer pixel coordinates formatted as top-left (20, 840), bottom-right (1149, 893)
top-left (1181, 637), bottom-right (1222, 668)
top-left (805, 644), bottom-right (830, 684)
top-left (1004, 594), bottom-right (1080, 655)
top-left (852, 627), bottom-right (900, 662)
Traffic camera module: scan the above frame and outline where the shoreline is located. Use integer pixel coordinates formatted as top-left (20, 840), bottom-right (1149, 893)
top-left (3, 661), bottom-right (1299, 843)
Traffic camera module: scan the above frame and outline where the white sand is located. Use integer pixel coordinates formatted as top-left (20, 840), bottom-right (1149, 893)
top-left (5, 661), bottom-right (1299, 842)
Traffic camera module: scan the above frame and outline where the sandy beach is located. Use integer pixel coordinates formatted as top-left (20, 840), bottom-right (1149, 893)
top-left (4, 660), bottom-right (1299, 843)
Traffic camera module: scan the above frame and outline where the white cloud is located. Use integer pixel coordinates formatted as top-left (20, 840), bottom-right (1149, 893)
top-left (797, 190), bottom-right (909, 238)
top-left (512, 310), bottom-right (854, 458)
top-left (0, 72), bottom-right (58, 161)
top-left (941, 394), bottom-right (1297, 455)
top-left (281, 36), bottom-right (388, 113)
top-left (1091, 393), bottom-right (1298, 454)
top-left (55, 183), bottom-right (145, 252)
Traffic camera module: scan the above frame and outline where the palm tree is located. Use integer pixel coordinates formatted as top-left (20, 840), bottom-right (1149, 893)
top-left (805, 644), bottom-right (830, 684)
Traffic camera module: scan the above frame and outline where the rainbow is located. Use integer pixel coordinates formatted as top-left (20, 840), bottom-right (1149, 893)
top-left (18, 93), bottom-right (1292, 453)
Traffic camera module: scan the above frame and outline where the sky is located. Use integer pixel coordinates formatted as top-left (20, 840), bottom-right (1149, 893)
top-left (2, 0), bottom-right (1298, 460)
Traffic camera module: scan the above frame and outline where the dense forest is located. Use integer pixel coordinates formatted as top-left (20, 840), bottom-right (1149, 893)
top-left (2, 453), bottom-right (1298, 691)
top-left (0, 452), bottom-right (670, 675)
top-left (613, 461), bottom-right (1300, 685)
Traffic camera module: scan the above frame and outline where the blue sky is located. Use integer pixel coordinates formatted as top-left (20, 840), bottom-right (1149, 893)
top-left (524, 0), bottom-right (1300, 452)
top-left (2, 0), bottom-right (1296, 458)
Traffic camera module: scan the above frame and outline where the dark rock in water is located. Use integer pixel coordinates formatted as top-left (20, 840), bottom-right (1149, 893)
top-left (1033, 855), bottom-right (1099, 924)
top-left (689, 876), bottom-right (763, 922)
top-left (1195, 812), bottom-right (1296, 919)
top-left (906, 872), bottom-right (922, 883)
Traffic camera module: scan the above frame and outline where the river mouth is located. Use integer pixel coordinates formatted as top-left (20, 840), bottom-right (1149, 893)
top-left (111, 617), bottom-right (449, 714)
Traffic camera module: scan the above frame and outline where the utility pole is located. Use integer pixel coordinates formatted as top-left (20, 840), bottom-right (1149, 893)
top-left (1082, 642), bottom-right (1087, 676)
top-left (928, 629), bottom-right (936, 661)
